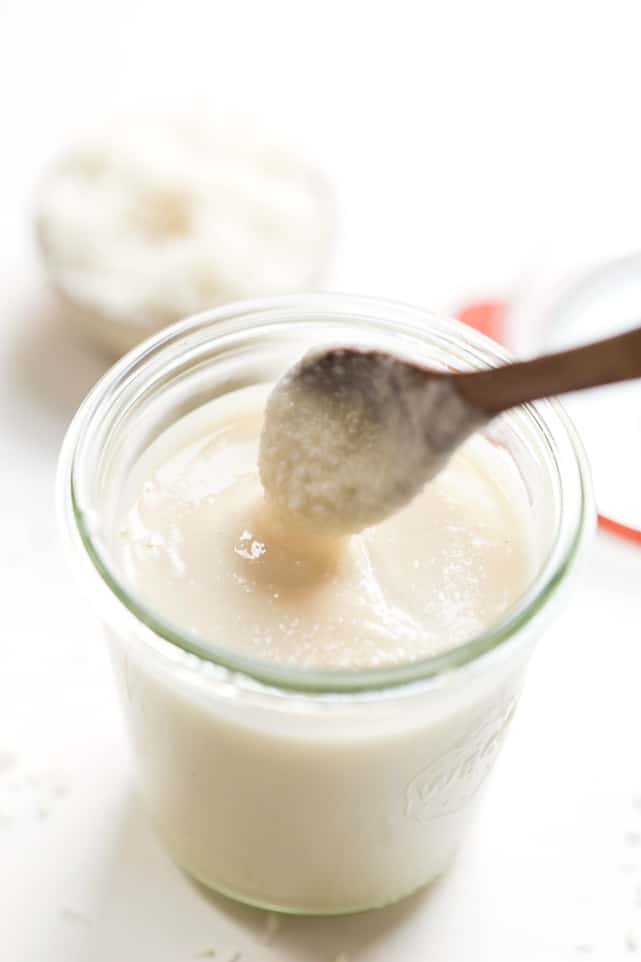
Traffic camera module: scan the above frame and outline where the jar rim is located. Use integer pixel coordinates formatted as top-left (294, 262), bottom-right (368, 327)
top-left (58, 292), bottom-right (594, 694)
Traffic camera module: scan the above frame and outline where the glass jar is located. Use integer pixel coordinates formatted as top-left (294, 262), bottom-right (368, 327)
top-left (504, 251), bottom-right (641, 542)
top-left (57, 293), bottom-right (593, 915)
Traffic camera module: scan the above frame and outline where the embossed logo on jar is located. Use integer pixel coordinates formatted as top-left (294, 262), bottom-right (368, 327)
top-left (405, 696), bottom-right (517, 823)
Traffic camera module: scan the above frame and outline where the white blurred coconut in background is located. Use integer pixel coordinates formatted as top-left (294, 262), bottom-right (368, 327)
top-left (35, 113), bottom-right (333, 356)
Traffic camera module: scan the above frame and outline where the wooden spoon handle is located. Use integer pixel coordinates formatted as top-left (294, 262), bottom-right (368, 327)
top-left (455, 325), bottom-right (641, 415)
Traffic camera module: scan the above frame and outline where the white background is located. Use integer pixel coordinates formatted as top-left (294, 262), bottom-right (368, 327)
top-left (1, 2), bottom-right (641, 959)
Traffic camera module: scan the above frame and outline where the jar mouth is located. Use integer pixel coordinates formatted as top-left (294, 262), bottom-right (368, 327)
top-left (58, 293), bottom-right (594, 694)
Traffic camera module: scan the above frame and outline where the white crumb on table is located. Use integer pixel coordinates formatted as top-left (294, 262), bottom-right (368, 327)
top-left (0, 767), bottom-right (71, 821)
top-left (61, 907), bottom-right (90, 924)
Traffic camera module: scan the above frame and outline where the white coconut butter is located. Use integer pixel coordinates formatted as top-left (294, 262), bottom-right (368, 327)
top-left (109, 381), bottom-right (537, 912)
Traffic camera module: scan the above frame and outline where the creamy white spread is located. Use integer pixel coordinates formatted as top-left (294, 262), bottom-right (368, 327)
top-left (118, 384), bottom-right (533, 670)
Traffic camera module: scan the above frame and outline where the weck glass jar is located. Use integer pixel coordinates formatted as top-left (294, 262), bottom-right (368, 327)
top-left (57, 293), bottom-right (593, 914)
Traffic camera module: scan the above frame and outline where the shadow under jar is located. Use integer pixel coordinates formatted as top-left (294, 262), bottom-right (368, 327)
top-left (58, 293), bottom-right (593, 915)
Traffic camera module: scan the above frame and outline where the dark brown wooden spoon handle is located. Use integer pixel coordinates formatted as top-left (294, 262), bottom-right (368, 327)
top-left (454, 325), bottom-right (641, 415)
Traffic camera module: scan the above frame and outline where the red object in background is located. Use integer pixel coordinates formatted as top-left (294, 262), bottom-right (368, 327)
top-left (456, 300), bottom-right (506, 343)
top-left (597, 515), bottom-right (641, 545)
top-left (456, 299), bottom-right (639, 546)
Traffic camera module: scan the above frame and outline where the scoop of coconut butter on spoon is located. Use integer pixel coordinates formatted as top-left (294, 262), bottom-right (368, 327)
top-left (259, 326), bottom-right (641, 535)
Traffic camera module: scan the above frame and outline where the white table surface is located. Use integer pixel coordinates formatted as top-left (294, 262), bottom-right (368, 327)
top-left (2, 3), bottom-right (641, 959)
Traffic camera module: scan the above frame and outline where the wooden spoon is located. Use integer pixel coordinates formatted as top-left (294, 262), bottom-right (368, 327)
top-left (259, 326), bottom-right (641, 533)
